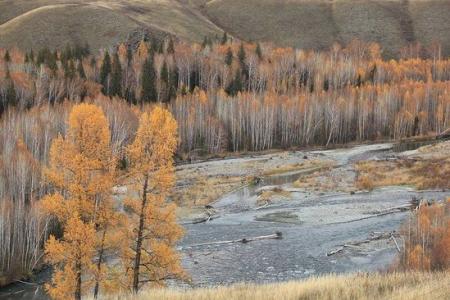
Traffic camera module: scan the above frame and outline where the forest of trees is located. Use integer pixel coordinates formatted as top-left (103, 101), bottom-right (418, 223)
top-left (400, 199), bottom-right (450, 271)
top-left (1, 38), bottom-right (449, 154)
top-left (0, 36), bottom-right (450, 296)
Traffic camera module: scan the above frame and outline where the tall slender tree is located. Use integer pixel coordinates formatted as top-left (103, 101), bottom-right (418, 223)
top-left (141, 56), bottom-right (157, 103)
top-left (110, 52), bottom-right (123, 97)
top-left (123, 106), bottom-right (184, 293)
top-left (100, 51), bottom-right (112, 95)
top-left (41, 104), bottom-right (117, 300)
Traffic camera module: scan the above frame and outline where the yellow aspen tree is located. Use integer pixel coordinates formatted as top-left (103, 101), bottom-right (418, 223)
top-left (123, 106), bottom-right (185, 293)
top-left (41, 103), bottom-right (117, 300)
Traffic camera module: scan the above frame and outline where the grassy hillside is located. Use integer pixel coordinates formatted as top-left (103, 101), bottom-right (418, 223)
top-left (100, 272), bottom-right (450, 300)
top-left (1, 0), bottom-right (450, 56)
top-left (204, 0), bottom-right (450, 58)
top-left (0, 0), bottom-right (223, 50)
top-left (0, 4), bottom-right (141, 51)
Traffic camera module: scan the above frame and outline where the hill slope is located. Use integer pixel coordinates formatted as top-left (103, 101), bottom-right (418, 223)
top-left (0, 0), bottom-right (450, 57)
top-left (204, 0), bottom-right (450, 58)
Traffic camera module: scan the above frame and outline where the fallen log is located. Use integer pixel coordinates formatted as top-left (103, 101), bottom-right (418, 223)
top-left (436, 128), bottom-right (450, 139)
top-left (182, 214), bottom-right (221, 225)
top-left (329, 206), bottom-right (410, 225)
top-left (327, 231), bottom-right (399, 256)
top-left (182, 232), bottom-right (283, 249)
top-left (391, 234), bottom-right (401, 252)
top-left (327, 247), bottom-right (344, 256)
top-left (372, 204), bottom-right (411, 214)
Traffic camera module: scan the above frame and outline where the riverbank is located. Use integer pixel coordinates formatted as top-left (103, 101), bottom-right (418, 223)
top-left (1, 140), bottom-right (449, 299)
top-left (99, 271), bottom-right (450, 300)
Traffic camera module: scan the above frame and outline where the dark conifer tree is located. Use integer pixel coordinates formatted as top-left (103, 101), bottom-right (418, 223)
top-left (110, 52), bottom-right (123, 97)
top-left (160, 61), bottom-right (170, 102)
top-left (77, 60), bottom-right (86, 79)
top-left (256, 43), bottom-right (263, 60)
top-left (225, 47), bottom-right (233, 66)
top-left (29, 49), bottom-right (34, 63)
top-left (5, 70), bottom-right (17, 107)
top-left (127, 46), bottom-right (133, 66)
top-left (100, 51), bottom-right (112, 95)
top-left (238, 43), bottom-right (246, 67)
top-left (221, 32), bottom-right (228, 45)
top-left (47, 53), bottom-right (58, 75)
top-left (167, 38), bottom-right (175, 54)
top-left (4, 50), bottom-right (11, 63)
top-left (141, 56), bottom-right (157, 103)
top-left (169, 67), bottom-right (179, 100)
top-left (83, 42), bottom-right (90, 57)
top-left (226, 70), bottom-right (243, 96)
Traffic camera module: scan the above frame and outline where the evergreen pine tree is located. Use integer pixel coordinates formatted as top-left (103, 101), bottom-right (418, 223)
top-left (225, 47), bottom-right (233, 66)
top-left (141, 56), bottom-right (157, 103)
top-left (169, 67), bottom-right (178, 100)
top-left (29, 49), bottom-right (34, 63)
top-left (100, 51), bottom-right (112, 95)
top-left (83, 42), bottom-right (90, 57)
top-left (4, 50), bottom-right (11, 63)
top-left (77, 60), bottom-right (86, 79)
top-left (110, 52), bottom-right (123, 97)
top-left (47, 53), bottom-right (58, 75)
top-left (221, 32), bottom-right (228, 45)
top-left (256, 43), bottom-right (263, 60)
top-left (161, 61), bottom-right (169, 84)
top-left (238, 43), bottom-right (246, 67)
top-left (202, 36), bottom-right (210, 49)
top-left (226, 70), bottom-right (243, 96)
top-left (125, 88), bottom-right (136, 105)
top-left (5, 70), bottom-right (17, 107)
top-left (127, 46), bottom-right (133, 66)
top-left (167, 38), bottom-right (175, 54)
top-left (160, 61), bottom-right (169, 102)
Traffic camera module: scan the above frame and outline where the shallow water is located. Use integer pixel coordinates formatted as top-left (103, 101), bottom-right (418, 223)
top-left (392, 139), bottom-right (438, 152)
top-left (1, 141), bottom-right (448, 298)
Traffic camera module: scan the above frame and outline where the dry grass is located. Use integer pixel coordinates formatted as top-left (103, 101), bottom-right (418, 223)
top-left (292, 164), bottom-right (356, 193)
top-left (257, 187), bottom-right (291, 204)
top-left (173, 175), bottom-right (246, 207)
top-left (0, 3), bottom-right (141, 50)
top-left (355, 157), bottom-right (450, 191)
top-left (99, 271), bottom-right (450, 300)
top-left (205, 0), bottom-right (450, 58)
top-left (262, 159), bottom-right (333, 177)
top-left (2, 0), bottom-right (450, 55)
top-left (0, 0), bottom-right (222, 50)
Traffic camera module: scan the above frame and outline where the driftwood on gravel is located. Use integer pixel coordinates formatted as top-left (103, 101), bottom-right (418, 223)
top-left (182, 232), bottom-right (283, 249)
top-left (329, 204), bottom-right (411, 225)
top-left (181, 214), bottom-right (221, 225)
top-left (327, 231), bottom-right (400, 256)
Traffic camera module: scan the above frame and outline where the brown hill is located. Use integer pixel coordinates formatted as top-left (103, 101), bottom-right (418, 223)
top-left (0, 0), bottom-right (449, 57)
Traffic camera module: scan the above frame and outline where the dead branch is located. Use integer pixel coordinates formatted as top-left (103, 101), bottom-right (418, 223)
top-left (329, 205), bottom-right (411, 225)
top-left (327, 231), bottom-right (399, 256)
top-left (391, 234), bottom-right (401, 252)
top-left (182, 232), bottom-right (283, 249)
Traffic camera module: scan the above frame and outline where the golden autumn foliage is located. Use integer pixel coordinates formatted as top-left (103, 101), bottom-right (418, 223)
top-left (400, 199), bottom-right (450, 271)
top-left (122, 106), bottom-right (185, 292)
top-left (41, 103), bottom-right (118, 299)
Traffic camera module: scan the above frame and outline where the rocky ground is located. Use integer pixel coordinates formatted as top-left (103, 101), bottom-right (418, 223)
top-left (176, 142), bottom-right (450, 287)
top-left (2, 141), bottom-right (449, 299)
